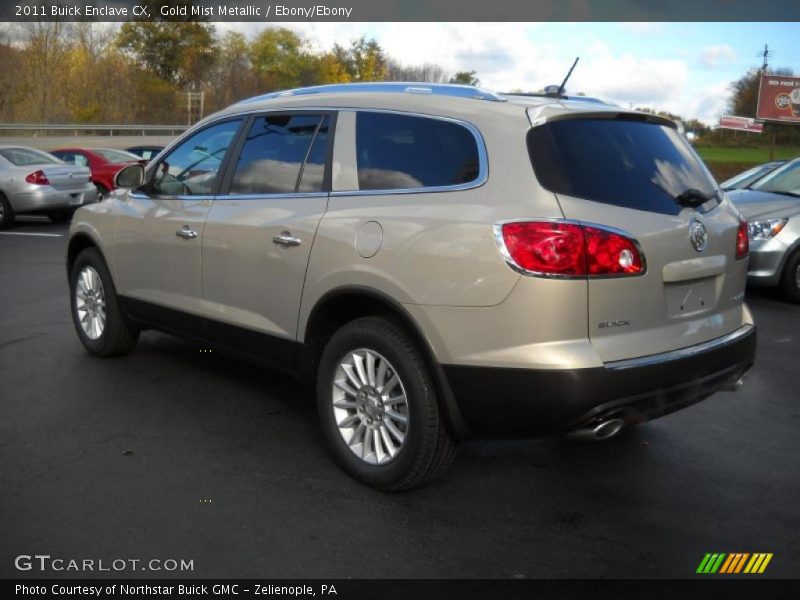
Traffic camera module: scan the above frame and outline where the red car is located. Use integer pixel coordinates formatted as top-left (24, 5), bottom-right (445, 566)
top-left (50, 148), bottom-right (144, 199)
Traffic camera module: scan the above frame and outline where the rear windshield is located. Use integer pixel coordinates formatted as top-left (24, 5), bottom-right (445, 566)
top-left (92, 148), bottom-right (140, 163)
top-left (0, 147), bottom-right (61, 166)
top-left (751, 158), bottom-right (800, 196)
top-left (527, 117), bottom-right (718, 215)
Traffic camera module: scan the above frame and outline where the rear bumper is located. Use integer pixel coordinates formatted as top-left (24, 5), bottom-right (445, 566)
top-left (11, 185), bottom-right (98, 213)
top-left (442, 324), bottom-right (756, 437)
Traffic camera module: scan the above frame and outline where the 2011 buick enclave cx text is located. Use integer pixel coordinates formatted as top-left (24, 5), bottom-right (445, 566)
top-left (66, 83), bottom-right (756, 490)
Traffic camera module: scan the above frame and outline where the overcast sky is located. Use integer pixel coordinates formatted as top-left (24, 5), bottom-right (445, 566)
top-left (217, 21), bottom-right (800, 125)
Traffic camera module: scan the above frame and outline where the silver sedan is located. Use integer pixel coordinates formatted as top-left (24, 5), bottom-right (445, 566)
top-left (0, 145), bottom-right (98, 228)
top-left (728, 157), bottom-right (800, 303)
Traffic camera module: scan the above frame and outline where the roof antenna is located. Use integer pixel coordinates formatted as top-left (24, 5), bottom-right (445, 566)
top-left (550, 57), bottom-right (580, 98)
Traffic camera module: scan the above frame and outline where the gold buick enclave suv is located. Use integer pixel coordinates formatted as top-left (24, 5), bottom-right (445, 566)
top-left (67, 83), bottom-right (756, 490)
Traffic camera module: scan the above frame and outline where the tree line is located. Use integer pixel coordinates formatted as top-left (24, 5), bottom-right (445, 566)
top-left (0, 20), bottom-right (480, 125)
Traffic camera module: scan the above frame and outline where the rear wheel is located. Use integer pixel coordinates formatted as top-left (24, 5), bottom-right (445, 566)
top-left (69, 247), bottom-right (139, 356)
top-left (316, 316), bottom-right (456, 491)
top-left (0, 193), bottom-right (14, 229)
top-left (781, 249), bottom-right (800, 304)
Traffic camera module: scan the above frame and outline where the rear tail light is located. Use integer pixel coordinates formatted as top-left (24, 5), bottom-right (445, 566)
top-left (25, 170), bottom-right (50, 185)
top-left (735, 219), bottom-right (749, 260)
top-left (496, 220), bottom-right (646, 277)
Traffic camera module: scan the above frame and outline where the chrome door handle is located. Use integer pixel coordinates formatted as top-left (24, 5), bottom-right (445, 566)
top-left (272, 232), bottom-right (302, 247)
top-left (176, 226), bottom-right (198, 240)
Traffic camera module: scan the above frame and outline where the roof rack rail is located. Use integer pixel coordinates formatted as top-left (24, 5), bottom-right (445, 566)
top-left (501, 92), bottom-right (611, 106)
top-left (237, 82), bottom-right (508, 105)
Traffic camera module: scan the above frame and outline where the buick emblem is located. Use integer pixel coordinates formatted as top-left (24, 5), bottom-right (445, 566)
top-left (689, 219), bottom-right (708, 252)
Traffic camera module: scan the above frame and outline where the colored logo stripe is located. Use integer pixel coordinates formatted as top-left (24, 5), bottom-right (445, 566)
top-left (697, 552), bottom-right (773, 574)
top-left (744, 553), bottom-right (773, 574)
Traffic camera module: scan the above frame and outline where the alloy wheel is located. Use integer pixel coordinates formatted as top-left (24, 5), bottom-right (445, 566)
top-left (332, 348), bottom-right (410, 465)
top-left (75, 266), bottom-right (106, 340)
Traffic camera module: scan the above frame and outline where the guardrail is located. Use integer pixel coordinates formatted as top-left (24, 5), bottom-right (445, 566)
top-left (0, 124), bottom-right (189, 136)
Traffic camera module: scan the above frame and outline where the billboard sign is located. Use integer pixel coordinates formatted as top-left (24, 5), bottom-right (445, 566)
top-left (719, 115), bottom-right (764, 133)
top-left (756, 74), bottom-right (800, 123)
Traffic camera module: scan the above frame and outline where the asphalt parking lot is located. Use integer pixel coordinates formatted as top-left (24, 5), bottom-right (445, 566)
top-left (1, 216), bottom-right (798, 579)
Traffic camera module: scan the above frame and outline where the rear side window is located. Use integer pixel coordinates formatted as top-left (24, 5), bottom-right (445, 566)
top-left (0, 147), bottom-right (60, 166)
top-left (527, 118), bottom-right (718, 215)
top-left (230, 114), bottom-right (324, 195)
top-left (355, 112), bottom-right (480, 191)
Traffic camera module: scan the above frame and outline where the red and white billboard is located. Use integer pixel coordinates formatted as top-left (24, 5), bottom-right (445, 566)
top-left (719, 115), bottom-right (764, 133)
top-left (756, 74), bottom-right (800, 123)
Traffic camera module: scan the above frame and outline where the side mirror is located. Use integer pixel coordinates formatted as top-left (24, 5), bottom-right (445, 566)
top-left (115, 163), bottom-right (145, 188)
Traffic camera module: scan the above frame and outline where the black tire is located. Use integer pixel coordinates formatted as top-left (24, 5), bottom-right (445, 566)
top-left (69, 247), bottom-right (139, 357)
top-left (47, 210), bottom-right (73, 224)
top-left (0, 193), bottom-right (14, 229)
top-left (781, 249), bottom-right (800, 304)
top-left (316, 316), bottom-right (456, 491)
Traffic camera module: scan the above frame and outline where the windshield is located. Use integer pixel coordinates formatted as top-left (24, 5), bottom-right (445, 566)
top-left (721, 163), bottom-right (781, 190)
top-left (91, 148), bottom-right (141, 163)
top-left (751, 158), bottom-right (800, 196)
top-left (0, 147), bottom-right (61, 166)
top-left (527, 117), bottom-right (719, 215)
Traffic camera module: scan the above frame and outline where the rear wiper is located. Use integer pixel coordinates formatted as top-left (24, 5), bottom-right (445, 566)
top-left (673, 188), bottom-right (717, 208)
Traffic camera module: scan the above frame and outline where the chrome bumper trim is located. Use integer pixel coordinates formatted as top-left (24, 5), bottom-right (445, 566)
top-left (605, 324), bottom-right (755, 371)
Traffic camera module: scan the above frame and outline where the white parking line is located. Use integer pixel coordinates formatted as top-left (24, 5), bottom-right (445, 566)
top-left (0, 232), bottom-right (63, 237)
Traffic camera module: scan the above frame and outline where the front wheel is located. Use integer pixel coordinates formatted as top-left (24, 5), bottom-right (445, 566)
top-left (782, 249), bottom-right (800, 303)
top-left (69, 247), bottom-right (139, 356)
top-left (316, 317), bottom-right (456, 491)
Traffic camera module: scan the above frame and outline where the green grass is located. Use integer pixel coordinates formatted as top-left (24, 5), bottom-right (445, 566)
top-left (695, 146), bottom-right (800, 163)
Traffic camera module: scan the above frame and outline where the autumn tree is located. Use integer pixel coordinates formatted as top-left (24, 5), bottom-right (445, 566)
top-left (17, 21), bottom-right (71, 122)
top-left (116, 21), bottom-right (218, 88)
top-left (248, 27), bottom-right (313, 91)
top-left (449, 71), bottom-right (480, 86)
top-left (386, 60), bottom-right (447, 83)
top-left (333, 37), bottom-right (388, 82)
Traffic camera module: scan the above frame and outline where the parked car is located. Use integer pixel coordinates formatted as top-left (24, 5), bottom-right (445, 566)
top-left (728, 157), bottom-right (800, 302)
top-left (66, 83), bottom-right (756, 490)
top-left (0, 145), bottom-right (97, 228)
top-left (125, 145), bottom-right (165, 162)
top-left (721, 160), bottom-right (787, 191)
top-left (50, 147), bottom-right (143, 200)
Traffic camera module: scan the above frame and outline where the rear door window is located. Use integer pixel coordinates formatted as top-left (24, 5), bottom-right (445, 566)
top-left (355, 112), bottom-right (480, 191)
top-left (229, 114), bottom-right (325, 195)
top-left (527, 117), bottom-right (719, 215)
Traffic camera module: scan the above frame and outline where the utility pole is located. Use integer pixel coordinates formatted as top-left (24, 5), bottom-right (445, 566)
top-left (759, 44), bottom-right (776, 159)
top-left (761, 44), bottom-right (770, 73)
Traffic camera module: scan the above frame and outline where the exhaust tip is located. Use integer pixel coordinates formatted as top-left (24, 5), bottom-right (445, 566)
top-left (593, 418), bottom-right (624, 440)
top-left (567, 417), bottom-right (625, 442)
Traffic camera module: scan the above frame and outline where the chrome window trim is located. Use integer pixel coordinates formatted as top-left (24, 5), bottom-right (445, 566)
top-left (152, 107), bottom-right (488, 199)
top-left (129, 191), bottom-right (214, 201)
top-left (605, 324), bottom-right (754, 371)
top-left (214, 192), bottom-right (329, 201)
top-left (493, 218), bottom-right (648, 279)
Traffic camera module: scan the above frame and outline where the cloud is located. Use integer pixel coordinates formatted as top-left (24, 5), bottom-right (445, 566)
top-left (213, 23), bottom-right (729, 124)
top-left (568, 42), bottom-right (689, 107)
top-left (701, 44), bottom-right (736, 68)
